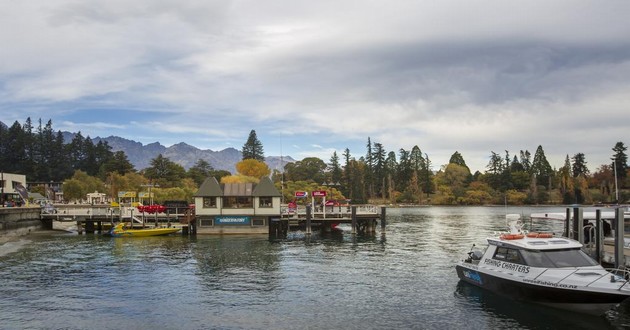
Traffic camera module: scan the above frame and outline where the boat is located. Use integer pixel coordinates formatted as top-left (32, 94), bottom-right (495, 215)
top-left (107, 223), bottom-right (181, 237)
top-left (455, 215), bottom-right (630, 315)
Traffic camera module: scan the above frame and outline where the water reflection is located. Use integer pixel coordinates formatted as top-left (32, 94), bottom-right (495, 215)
top-left (3, 206), bottom-right (630, 329)
top-left (455, 281), bottom-right (614, 330)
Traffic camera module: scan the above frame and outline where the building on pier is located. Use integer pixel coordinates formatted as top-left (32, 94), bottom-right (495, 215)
top-left (193, 177), bottom-right (282, 234)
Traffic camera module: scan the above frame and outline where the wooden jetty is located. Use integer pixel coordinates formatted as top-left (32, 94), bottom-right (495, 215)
top-left (40, 204), bottom-right (195, 235)
top-left (275, 204), bottom-right (386, 236)
top-left (40, 203), bottom-right (386, 238)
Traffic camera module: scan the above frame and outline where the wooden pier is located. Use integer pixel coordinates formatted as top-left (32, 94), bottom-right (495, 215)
top-left (40, 205), bottom-right (195, 235)
top-left (270, 205), bottom-right (386, 237)
top-left (40, 204), bottom-right (386, 238)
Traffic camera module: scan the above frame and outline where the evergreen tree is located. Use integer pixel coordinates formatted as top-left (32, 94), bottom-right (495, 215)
top-left (6, 121), bottom-right (27, 174)
top-left (328, 151), bottom-right (343, 186)
top-left (396, 148), bottom-right (412, 193)
top-left (342, 148), bottom-right (352, 198)
top-left (241, 130), bottom-right (265, 162)
top-left (372, 142), bottom-right (387, 198)
top-left (612, 142), bottom-right (628, 186)
top-left (571, 153), bottom-right (589, 178)
top-left (531, 145), bottom-right (553, 190)
top-left (385, 151), bottom-right (398, 201)
top-left (448, 151), bottom-right (469, 171)
top-left (187, 159), bottom-right (214, 186)
top-left (365, 137), bottom-right (374, 198)
top-left (519, 150), bottom-right (532, 173)
top-left (422, 153), bottom-right (434, 196)
top-left (559, 155), bottom-right (574, 204)
top-left (103, 151), bottom-right (135, 176)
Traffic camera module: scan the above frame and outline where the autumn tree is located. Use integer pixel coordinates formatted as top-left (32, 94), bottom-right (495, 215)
top-left (235, 159), bottom-right (271, 179)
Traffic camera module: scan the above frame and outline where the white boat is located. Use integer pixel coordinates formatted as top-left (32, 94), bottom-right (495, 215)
top-left (455, 215), bottom-right (630, 315)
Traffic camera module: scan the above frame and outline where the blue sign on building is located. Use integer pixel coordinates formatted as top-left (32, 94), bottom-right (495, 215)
top-left (215, 216), bottom-right (251, 225)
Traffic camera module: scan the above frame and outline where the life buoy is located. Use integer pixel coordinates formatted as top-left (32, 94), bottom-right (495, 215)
top-left (500, 234), bottom-right (525, 240)
top-left (527, 232), bottom-right (553, 238)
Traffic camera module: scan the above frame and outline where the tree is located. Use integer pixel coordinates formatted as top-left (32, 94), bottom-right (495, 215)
top-left (328, 151), bottom-right (343, 186)
top-left (188, 159), bottom-right (214, 186)
top-left (144, 154), bottom-right (186, 187)
top-left (102, 151), bottom-right (135, 176)
top-left (284, 157), bottom-right (327, 183)
top-left (235, 159), bottom-right (271, 179)
top-left (372, 142), bottom-right (387, 198)
top-left (242, 130), bottom-right (265, 162)
top-left (449, 151), bottom-right (469, 171)
top-left (612, 142), bottom-right (628, 186)
top-left (571, 153), bottom-right (589, 178)
top-left (558, 155), bottom-right (574, 204)
top-left (531, 145), bottom-right (553, 190)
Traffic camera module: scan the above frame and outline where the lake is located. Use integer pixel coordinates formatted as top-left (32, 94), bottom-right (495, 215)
top-left (1, 206), bottom-right (630, 329)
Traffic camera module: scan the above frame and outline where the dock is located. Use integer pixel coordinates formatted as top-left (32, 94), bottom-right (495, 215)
top-left (39, 203), bottom-right (386, 237)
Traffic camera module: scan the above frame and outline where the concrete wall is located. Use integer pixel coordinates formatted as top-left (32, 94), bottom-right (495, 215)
top-left (0, 207), bottom-right (43, 234)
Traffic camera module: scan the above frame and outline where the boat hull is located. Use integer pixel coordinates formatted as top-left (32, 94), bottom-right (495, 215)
top-left (109, 227), bottom-right (181, 237)
top-left (455, 264), bottom-right (629, 315)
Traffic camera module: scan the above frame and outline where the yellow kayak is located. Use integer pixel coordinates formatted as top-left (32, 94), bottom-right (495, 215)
top-left (108, 223), bottom-right (181, 237)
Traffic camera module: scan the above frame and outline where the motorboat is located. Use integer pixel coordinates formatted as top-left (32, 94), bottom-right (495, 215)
top-left (455, 215), bottom-right (630, 315)
top-left (107, 223), bottom-right (181, 237)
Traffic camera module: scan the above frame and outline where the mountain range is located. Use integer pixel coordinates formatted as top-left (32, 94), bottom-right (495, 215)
top-left (0, 121), bottom-right (293, 173)
top-left (75, 133), bottom-right (294, 173)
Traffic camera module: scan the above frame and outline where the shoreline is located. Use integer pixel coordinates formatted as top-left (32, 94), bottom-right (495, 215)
top-left (0, 221), bottom-right (76, 245)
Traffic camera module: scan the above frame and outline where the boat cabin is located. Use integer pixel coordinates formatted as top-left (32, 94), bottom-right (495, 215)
top-left (193, 177), bottom-right (282, 234)
top-left (481, 237), bottom-right (599, 269)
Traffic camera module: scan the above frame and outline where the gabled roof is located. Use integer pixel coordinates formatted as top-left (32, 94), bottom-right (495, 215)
top-left (193, 177), bottom-right (222, 197)
top-left (252, 177), bottom-right (281, 197)
top-left (194, 176), bottom-right (282, 197)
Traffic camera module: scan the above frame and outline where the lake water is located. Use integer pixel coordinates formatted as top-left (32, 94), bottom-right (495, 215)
top-left (2, 206), bottom-right (630, 329)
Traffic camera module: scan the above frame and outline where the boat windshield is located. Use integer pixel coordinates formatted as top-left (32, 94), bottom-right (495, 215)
top-left (520, 248), bottom-right (598, 268)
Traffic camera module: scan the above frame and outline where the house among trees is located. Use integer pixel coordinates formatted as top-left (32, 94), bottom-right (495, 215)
top-left (193, 176), bottom-right (282, 234)
top-left (0, 172), bottom-right (27, 206)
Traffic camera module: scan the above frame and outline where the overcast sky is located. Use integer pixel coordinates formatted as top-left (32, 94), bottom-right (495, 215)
top-left (2, 1), bottom-right (630, 173)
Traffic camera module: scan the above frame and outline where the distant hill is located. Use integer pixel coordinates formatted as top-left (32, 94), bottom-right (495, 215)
top-left (61, 133), bottom-right (293, 173)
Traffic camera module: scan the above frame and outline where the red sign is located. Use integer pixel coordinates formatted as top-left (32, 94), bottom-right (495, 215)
top-left (312, 190), bottom-right (327, 197)
top-left (295, 191), bottom-right (308, 198)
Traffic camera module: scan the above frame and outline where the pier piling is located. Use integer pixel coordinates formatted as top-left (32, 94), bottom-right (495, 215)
top-left (351, 206), bottom-right (357, 235)
top-left (306, 205), bottom-right (312, 235)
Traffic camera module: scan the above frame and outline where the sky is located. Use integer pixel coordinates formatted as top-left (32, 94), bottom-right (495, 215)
top-left (2, 1), bottom-right (630, 173)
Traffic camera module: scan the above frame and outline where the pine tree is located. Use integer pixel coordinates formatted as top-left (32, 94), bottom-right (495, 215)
top-left (612, 142), bottom-right (628, 185)
top-left (242, 130), bottom-right (265, 162)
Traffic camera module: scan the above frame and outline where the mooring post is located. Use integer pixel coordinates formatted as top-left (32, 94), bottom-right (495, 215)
top-left (380, 207), bottom-right (386, 232)
top-left (595, 209), bottom-right (602, 263)
top-left (76, 219), bottom-right (82, 235)
top-left (351, 206), bottom-right (357, 235)
top-left (564, 208), bottom-right (570, 238)
top-left (306, 205), bottom-right (312, 235)
top-left (573, 207), bottom-right (582, 242)
top-left (615, 207), bottom-right (625, 269)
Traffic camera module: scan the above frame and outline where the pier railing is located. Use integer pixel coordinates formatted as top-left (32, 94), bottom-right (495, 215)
top-left (281, 204), bottom-right (380, 219)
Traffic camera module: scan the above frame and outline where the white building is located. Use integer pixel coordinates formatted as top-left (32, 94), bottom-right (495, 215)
top-left (0, 172), bottom-right (27, 206)
top-left (193, 176), bottom-right (282, 234)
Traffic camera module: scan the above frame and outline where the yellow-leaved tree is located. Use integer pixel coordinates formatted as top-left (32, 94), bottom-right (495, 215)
top-left (220, 159), bottom-right (271, 183)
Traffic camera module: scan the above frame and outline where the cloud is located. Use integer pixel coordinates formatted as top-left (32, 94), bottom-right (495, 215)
top-left (2, 1), bottom-right (630, 173)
